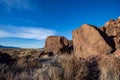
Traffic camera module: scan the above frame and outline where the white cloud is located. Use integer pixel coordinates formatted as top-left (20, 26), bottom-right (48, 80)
top-left (0, 25), bottom-right (56, 40)
top-left (0, 30), bottom-right (10, 37)
top-left (0, 0), bottom-right (35, 11)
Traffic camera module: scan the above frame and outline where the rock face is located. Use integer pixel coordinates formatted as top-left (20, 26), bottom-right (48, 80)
top-left (103, 18), bottom-right (120, 49)
top-left (44, 36), bottom-right (69, 55)
top-left (113, 49), bottom-right (120, 58)
top-left (72, 24), bottom-right (113, 58)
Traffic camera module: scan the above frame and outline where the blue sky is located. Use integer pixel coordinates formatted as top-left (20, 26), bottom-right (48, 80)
top-left (0, 0), bottom-right (120, 48)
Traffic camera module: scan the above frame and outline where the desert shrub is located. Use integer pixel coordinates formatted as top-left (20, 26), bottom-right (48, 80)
top-left (33, 69), bottom-right (50, 80)
top-left (98, 55), bottom-right (120, 80)
top-left (33, 64), bottom-right (63, 80)
top-left (0, 63), bottom-right (49, 80)
top-left (0, 56), bottom-right (63, 80)
top-left (33, 56), bottom-right (63, 80)
top-left (58, 54), bottom-right (88, 80)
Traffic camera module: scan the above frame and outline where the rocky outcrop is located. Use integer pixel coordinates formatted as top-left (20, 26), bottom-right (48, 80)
top-left (44, 36), bottom-right (69, 55)
top-left (103, 18), bottom-right (120, 49)
top-left (72, 24), bottom-right (113, 58)
top-left (43, 17), bottom-right (120, 59)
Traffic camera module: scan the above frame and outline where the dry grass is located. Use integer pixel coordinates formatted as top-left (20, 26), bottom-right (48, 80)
top-left (1, 49), bottom-right (120, 80)
top-left (0, 48), bottom-right (41, 58)
top-left (98, 55), bottom-right (120, 80)
top-left (0, 58), bottom-right (62, 80)
top-left (58, 54), bottom-right (88, 80)
top-left (0, 53), bottom-right (89, 80)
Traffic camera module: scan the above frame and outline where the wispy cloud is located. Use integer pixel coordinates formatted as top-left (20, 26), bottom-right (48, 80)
top-left (0, 25), bottom-right (56, 40)
top-left (0, 30), bottom-right (10, 37)
top-left (15, 18), bottom-right (38, 25)
top-left (0, 0), bottom-right (35, 12)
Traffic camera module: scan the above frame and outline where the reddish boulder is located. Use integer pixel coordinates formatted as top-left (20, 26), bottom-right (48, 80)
top-left (104, 18), bottom-right (120, 49)
top-left (44, 36), bottom-right (69, 55)
top-left (72, 24), bottom-right (112, 58)
top-left (105, 19), bottom-right (120, 36)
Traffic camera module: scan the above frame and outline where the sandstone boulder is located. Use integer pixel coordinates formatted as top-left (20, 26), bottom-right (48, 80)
top-left (72, 24), bottom-right (113, 58)
top-left (44, 36), bottom-right (69, 55)
top-left (104, 18), bottom-right (120, 49)
top-left (105, 19), bottom-right (120, 36)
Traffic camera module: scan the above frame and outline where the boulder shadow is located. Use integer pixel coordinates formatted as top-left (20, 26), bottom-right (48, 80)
top-left (86, 56), bottom-right (100, 80)
top-left (90, 24), bottom-right (116, 53)
top-left (0, 51), bottom-right (11, 64)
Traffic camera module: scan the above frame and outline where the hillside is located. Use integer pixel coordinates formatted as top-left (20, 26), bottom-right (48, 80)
top-left (0, 45), bottom-right (20, 48)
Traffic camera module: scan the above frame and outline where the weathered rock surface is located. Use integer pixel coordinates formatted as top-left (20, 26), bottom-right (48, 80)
top-left (113, 49), bottom-right (120, 58)
top-left (44, 36), bottom-right (69, 55)
top-left (72, 24), bottom-right (113, 58)
top-left (103, 18), bottom-right (120, 49)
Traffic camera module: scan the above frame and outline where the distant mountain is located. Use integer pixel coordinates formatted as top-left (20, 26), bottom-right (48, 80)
top-left (0, 45), bottom-right (20, 48)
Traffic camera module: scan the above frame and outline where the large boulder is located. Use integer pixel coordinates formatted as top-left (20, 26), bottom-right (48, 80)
top-left (72, 24), bottom-right (113, 58)
top-left (44, 36), bottom-right (69, 55)
top-left (103, 18), bottom-right (120, 49)
top-left (104, 19), bottom-right (120, 36)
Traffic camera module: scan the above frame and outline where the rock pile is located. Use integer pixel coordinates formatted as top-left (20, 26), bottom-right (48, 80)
top-left (43, 17), bottom-right (120, 59)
